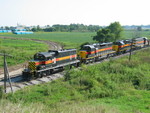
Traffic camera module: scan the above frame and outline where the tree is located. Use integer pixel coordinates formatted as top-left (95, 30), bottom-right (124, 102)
top-left (93, 22), bottom-right (123, 43)
top-left (37, 25), bottom-right (43, 31)
top-left (31, 28), bottom-right (38, 32)
top-left (107, 22), bottom-right (123, 41)
top-left (137, 26), bottom-right (142, 31)
top-left (93, 28), bottom-right (114, 43)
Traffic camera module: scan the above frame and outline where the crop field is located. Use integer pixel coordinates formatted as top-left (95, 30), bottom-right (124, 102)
top-left (1, 30), bottom-right (150, 49)
top-left (2, 48), bottom-right (150, 113)
top-left (0, 32), bottom-right (96, 49)
top-left (0, 39), bottom-right (48, 67)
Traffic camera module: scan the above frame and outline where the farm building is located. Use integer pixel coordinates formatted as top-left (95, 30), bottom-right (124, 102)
top-left (0, 30), bottom-right (11, 33)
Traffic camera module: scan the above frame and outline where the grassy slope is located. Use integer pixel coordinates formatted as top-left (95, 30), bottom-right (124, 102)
top-left (3, 48), bottom-right (150, 113)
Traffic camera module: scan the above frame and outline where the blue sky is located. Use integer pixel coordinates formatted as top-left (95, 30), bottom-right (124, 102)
top-left (0, 0), bottom-right (150, 26)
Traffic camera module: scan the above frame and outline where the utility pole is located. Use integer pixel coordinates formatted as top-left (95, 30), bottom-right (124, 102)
top-left (129, 39), bottom-right (133, 61)
top-left (0, 52), bottom-right (13, 93)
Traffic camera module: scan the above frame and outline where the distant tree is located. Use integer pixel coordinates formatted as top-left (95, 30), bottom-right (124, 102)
top-left (5, 26), bottom-right (10, 30)
top-left (37, 25), bottom-right (43, 31)
top-left (107, 22), bottom-right (123, 41)
top-left (43, 27), bottom-right (56, 32)
top-left (31, 28), bottom-right (38, 32)
top-left (93, 28), bottom-right (114, 43)
top-left (137, 26), bottom-right (142, 31)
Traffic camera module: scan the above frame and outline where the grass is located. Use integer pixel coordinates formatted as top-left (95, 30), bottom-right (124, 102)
top-left (0, 38), bottom-right (48, 67)
top-left (2, 48), bottom-right (150, 113)
top-left (0, 32), bottom-right (96, 49)
top-left (1, 30), bottom-right (150, 48)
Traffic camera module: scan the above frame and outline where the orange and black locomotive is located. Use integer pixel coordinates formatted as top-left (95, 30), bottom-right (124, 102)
top-left (23, 49), bottom-right (80, 80)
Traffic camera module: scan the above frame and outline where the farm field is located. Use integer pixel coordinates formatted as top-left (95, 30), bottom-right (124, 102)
top-left (1, 48), bottom-right (150, 113)
top-left (0, 39), bottom-right (48, 67)
top-left (1, 30), bottom-right (150, 48)
top-left (0, 32), bottom-right (96, 49)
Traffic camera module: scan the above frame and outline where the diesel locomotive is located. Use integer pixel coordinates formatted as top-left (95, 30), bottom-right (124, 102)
top-left (22, 37), bottom-right (149, 80)
top-left (22, 49), bottom-right (80, 80)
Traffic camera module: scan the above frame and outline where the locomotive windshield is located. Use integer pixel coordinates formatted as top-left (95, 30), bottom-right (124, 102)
top-left (34, 54), bottom-right (45, 60)
top-left (81, 46), bottom-right (91, 52)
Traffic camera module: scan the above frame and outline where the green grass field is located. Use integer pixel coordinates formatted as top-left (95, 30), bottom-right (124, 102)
top-left (0, 39), bottom-right (48, 67)
top-left (1, 30), bottom-right (150, 48)
top-left (0, 32), bottom-right (96, 49)
top-left (2, 48), bottom-right (149, 113)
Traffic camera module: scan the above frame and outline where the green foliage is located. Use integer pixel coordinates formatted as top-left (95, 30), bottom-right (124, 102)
top-left (107, 22), bottom-right (123, 41)
top-left (0, 86), bottom-right (3, 99)
top-left (0, 39), bottom-right (48, 67)
top-left (137, 26), bottom-right (142, 31)
top-left (93, 22), bottom-right (123, 42)
top-left (93, 28), bottom-right (115, 42)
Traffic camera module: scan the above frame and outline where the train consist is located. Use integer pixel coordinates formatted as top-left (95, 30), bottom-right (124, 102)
top-left (22, 37), bottom-right (149, 80)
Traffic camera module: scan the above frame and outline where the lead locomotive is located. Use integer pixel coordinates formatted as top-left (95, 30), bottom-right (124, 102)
top-left (22, 49), bottom-right (80, 80)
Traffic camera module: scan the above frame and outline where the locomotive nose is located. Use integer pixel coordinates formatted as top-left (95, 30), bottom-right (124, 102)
top-left (79, 51), bottom-right (87, 59)
top-left (28, 61), bottom-right (36, 71)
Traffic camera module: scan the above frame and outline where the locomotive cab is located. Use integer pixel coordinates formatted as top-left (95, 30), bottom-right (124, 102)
top-left (112, 41), bottom-right (125, 52)
top-left (78, 45), bottom-right (96, 63)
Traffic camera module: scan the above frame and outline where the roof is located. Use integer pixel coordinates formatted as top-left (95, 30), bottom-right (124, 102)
top-left (38, 52), bottom-right (55, 57)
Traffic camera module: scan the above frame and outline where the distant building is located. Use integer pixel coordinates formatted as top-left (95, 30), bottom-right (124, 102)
top-left (12, 23), bottom-right (34, 34)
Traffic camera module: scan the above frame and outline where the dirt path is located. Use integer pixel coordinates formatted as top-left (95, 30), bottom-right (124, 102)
top-left (0, 36), bottom-right (62, 76)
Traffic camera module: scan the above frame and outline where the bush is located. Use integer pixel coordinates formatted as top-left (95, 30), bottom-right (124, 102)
top-left (0, 86), bottom-right (3, 99)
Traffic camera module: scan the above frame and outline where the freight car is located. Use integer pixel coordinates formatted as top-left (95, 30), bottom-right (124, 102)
top-left (22, 49), bottom-right (80, 80)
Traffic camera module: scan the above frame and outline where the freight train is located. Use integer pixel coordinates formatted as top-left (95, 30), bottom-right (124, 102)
top-left (22, 37), bottom-right (149, 80)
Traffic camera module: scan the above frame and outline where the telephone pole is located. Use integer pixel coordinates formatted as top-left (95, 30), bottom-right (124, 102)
top-left (0, 52), bottom-right (13, 93)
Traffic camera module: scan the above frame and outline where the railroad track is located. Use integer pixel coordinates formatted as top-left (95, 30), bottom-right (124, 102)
top-left (0, 47), bottom-right (148, 93)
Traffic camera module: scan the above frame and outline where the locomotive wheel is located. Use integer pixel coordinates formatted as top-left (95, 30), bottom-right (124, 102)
top-left (107, 54), bottom-right (110, 58)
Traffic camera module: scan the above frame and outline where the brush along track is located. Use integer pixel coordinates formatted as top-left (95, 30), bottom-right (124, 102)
top-left (0, 47), bottom-right (149, 93)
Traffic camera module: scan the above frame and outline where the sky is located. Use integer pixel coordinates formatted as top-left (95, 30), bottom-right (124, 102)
top-left (0, 0), bottom-right (150, 26)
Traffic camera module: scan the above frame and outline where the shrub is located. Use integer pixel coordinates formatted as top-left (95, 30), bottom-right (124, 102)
top-left (0, 86), bottom-right (3, 99)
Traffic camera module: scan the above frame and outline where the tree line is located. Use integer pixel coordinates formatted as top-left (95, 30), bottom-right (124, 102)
top-left (31, 24), bottom-right (102, 32)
